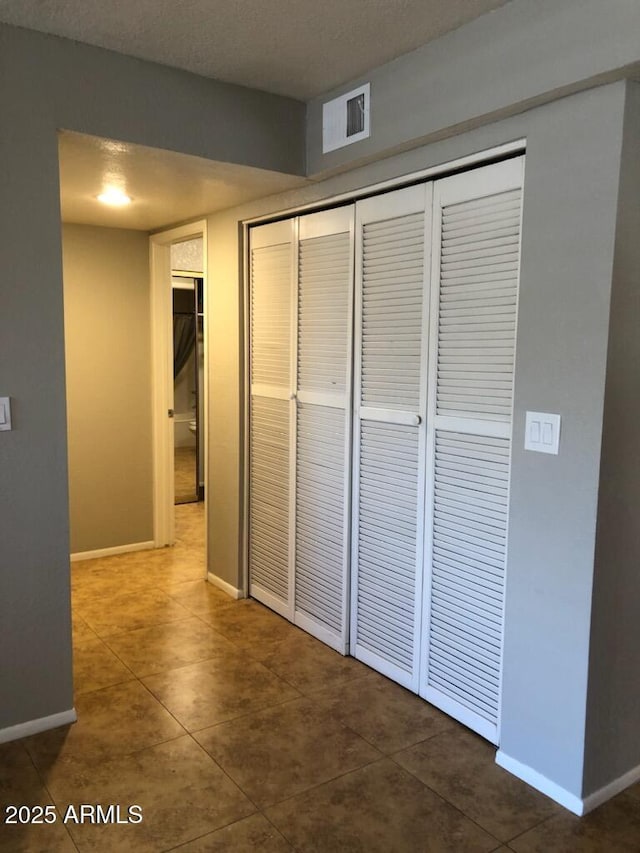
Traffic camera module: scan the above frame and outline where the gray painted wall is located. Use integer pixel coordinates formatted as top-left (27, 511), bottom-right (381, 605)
top-left (585, 81), bottom-right (640, 795)
top-left (207, 82), bottom-right (627, 799)
top-left (0, 85), bottom-right (73, 732)
top-left (499, 85), bottom-right (625, 798)
top-left (302, 0), bottom-right (640, 798)
top-left (306, 0), bottom-right (640, 176)
top-left (0, 22), bottom-right (304, 731)
top-left (63, 224), bottom-right (153, 554)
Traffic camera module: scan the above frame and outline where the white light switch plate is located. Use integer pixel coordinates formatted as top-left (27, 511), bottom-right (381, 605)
top-left (525, 411), bottom-right (560, 454)
top-left (0, 397), bottom-right (11, 431)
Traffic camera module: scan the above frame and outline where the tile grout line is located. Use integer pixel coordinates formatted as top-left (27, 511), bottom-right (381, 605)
top-left (184, 726), bottom-right (263, 812)
top-left (99, 623), bottom-right (252, 681)
top-left (136, 660), bottom-right (307, 736)
top-left (503, 811), bottom-right (558, 847)
top-left (41, 781), bottom-right (82, 853)
top-left (383, 727), bottom-right (566, 846)
top-left (191, 710), bottom-right (387, 802)
top-left (21, 740), bottom-right (79, 852)
top-left (184, 612), bottom-right (333, 698)
top-left (75, 632), bottom-right (140, 691)
top-left (298, 668), bottom-right (378, 700)
top-left (74, 673), bottom-right (138, 698)
top-left (257, 753), bottom-right (387, 815)
top-left (186, 604), bottom-right (380, 698)
top-left (76, 613), bottom-right (196, 642)
top-left (188, 694), bottom-right (305, 738)
top-left (261, 809), bottom-right (304, 853)
top-left (257, 809), bottom-right (303, 853)
top-left (134, 678), bottom-right (192, 739)
top-left (385, 746), bottom-right (505, 847)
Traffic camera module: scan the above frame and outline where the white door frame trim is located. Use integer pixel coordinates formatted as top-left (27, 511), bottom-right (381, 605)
top-left (149, 220), bottom-right (208, 554)
top-left (242, 139), bottom-right (526, 226)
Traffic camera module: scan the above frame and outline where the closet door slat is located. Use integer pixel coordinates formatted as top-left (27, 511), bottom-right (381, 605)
top-left (422, 156), bottom-right (524, 744)
top-left (352, 184), bottom-right (429, 691)
top-left (294, 208), bottom-right (354, 652)
top-left (249, 221), bottom-right (295, 618)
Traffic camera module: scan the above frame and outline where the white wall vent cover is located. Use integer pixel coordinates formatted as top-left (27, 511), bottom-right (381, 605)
top-left (322, 83), bottom-right (370, 153)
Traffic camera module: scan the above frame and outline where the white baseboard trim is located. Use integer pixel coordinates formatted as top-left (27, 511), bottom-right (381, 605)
top-left (0, 708), bottom-right (77, 745)
top-left (497, 750), bottom-right (640, 816)
top-left (582, 763), bottom-right (640, 814)
top-left (496, 750), bottom-right (584, 815)
top-left (70, 540), bottom-right (155, 562)
top-left (207, 572), bottom-right (242, 600)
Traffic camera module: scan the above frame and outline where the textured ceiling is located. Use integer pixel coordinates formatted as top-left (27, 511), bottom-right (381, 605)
top-left (58, 131), bottom-right (308, 230)
top-left (0, 0), bottom-right (510, 99)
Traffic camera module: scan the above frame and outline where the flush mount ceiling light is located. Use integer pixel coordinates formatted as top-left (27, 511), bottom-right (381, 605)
top-left (97, 187), bottom-right (132, 206)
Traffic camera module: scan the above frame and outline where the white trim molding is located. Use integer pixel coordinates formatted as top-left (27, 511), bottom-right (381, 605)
top-left (495, 750), bottom-right (640, 816)
top-left (0, 708), bottom-right (77, 744)
top-left (582, 764), bottom-right (640, 815)
top-left (149, 220), bottom-right (209, 551)
top-left (70, 541), bottom-right (155, 563)
top-left (496, 750), bottom-right (584, 814)
top-left (242, 139), bottom-right (526, 226)
top-left (207, 572), bottom-right (243, 600)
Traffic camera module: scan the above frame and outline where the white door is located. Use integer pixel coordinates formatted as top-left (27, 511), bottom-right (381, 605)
top-left (293, 207), bottom-right (355, 652)
top-left (351, 184), bottom-right (432, 691)
top-left (248, 220), bottom-right (295, 618)
top-left (421, 156), bottom-right (524, 743)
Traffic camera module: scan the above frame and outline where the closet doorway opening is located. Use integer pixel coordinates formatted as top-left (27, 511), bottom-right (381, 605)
top-left (150, 221), bottom-right (208, 554)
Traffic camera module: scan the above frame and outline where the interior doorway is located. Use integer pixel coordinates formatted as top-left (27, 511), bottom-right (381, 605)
top-left (150, 221), bottom-right (208, 556)
top-left (171, 242), bottom-right (205, 506)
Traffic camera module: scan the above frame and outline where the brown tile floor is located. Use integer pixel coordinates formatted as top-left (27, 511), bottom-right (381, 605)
top-left (2, 502), bottom-right (640, 851)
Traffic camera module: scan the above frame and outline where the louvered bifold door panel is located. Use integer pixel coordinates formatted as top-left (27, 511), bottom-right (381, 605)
top-left (422, 156), bottom-right (524, 743)
top-left (352, 185), bottom-right (430, 692)
top-left (294, 207), bottom-right (354, 653)
top-left (249, 220), bottom-right (295, 619)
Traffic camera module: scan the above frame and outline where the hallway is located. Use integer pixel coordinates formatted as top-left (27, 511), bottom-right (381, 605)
top-left (1, 504), bottom-right (639, 851)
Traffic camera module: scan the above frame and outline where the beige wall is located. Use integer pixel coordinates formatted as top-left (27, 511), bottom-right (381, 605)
top-left (63, 224), bottom-right (153, 554)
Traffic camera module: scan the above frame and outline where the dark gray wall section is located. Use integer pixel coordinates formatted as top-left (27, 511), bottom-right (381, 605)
top-left (0, 22), bottom-right (304, 730)
top-left (307, 0), bottom-right (640, 176)
top-left (585, 81), bottom-right (640, 795)
top-left (9, 24), bottom-right (306, 175)
top-left (499, 84), bottom-right (625, 797)
top-left (0, 83), bottom-right (74, 728)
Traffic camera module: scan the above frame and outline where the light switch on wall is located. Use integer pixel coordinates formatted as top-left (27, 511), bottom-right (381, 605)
top-left (0, 397), bottom-right (12, 431)
top-left (525, 411), bottom-right (561, 454)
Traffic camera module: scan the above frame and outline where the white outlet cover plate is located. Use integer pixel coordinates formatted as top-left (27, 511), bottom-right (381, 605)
top-left (525, 411), bottom-right (561, 454)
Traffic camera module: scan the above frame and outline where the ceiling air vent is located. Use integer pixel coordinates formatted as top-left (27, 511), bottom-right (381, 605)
top-left (322, 83), bottom-right (370, 153)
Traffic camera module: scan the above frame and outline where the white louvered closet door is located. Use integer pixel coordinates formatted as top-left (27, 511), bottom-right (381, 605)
top-left (249, 220), bottom-right (295, 619)
top-left (294, 207), bottom-right (354, 653)
top-left (421, 157), bottom-right (524, 743)
top-left (351, 185), bottom-right (431, 692)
